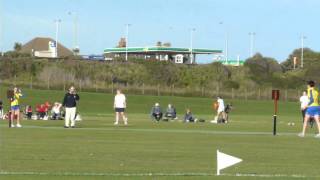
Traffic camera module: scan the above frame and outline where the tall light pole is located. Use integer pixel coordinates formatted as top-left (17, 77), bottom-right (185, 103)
top-left (0, 0), bottom-right (3, 56)
top-left (54, 19), bottom-right (61, 58)
top-left (219, 22), bottom-right (228, 64)
top-left (190, 28), bottom-right (196, 64)
top-left (168, 26), bottom-right (174, 45)
top-left (68, 11), bottom-right (79, 55)
top-left (0, 14), bottom-right (2, 56)
top-left (125, 24), bottom-right (131, 61)
top-left (301, 35), bottom-right (306, 68)
top-left (225, 34), bottom-right (229, 64)
top-left (249, 32), bottom-right (256, 57)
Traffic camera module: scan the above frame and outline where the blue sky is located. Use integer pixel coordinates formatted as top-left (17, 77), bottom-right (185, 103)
top-left (0, 0), bottom-right (319, 62)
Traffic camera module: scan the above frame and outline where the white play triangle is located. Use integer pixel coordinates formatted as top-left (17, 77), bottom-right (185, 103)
top-left (217, 150), bottom-right (242, 175)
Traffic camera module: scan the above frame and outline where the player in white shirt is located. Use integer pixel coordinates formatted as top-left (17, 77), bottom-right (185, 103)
top-left (211, 96), bottom-right (227, 123)
top-left (114, 89), bottom-right (128, 125)
top-left (300, 91), bottom-right (309, 123)
top-left (217, 97), bottom-right (225, 114)
top-left (217, 96), bottom-right (227, 122)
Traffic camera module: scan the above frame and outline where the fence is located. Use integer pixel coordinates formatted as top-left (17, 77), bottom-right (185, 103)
top-left (1, 78), bottom-right (301, 102)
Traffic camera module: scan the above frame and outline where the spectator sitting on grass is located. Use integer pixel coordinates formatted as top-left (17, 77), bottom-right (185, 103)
top-left (0, 100), bottom-right (3, 119)
top-left (184, 108), bottom-right (197, 123)
top-left (36, 104), bottom-right (46, 120)
top-left (25, 105), bottom-right (33, 120)
top-left (164, 104), bottom-right (177, 120)
top-left (51, 102), bottom-right (62, 120)
top-left (45, 101), bottom-right (52, 110)
top-left (150, 103), bottom-right (163, 122)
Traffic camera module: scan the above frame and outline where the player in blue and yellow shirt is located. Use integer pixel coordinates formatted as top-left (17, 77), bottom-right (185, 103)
top-left (299, 81), bottom-right (320, 137)
top-left (10, 87), bottom-right (23, 128)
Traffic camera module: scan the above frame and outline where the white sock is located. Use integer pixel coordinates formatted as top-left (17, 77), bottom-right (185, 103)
top-left (115, 115), bottom-right (119, 123)
top-left (123, 116), bottom-right (128, 124)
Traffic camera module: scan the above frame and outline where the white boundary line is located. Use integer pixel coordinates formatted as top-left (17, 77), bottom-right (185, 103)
top-left (0, 171), bottom-right (214, 177)
top-left (231, 173), bottom-right (316, 178)
top-left (0, 171), bottom-right (318, 178)
top-left (0, 124), bottom-right (303, 136)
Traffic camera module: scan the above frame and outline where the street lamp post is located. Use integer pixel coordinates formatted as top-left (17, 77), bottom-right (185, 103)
top-left (54, 19), bottom-right (61, 58)
top-left (0, 14), bottom-right (2, 56)
top-left (249, 32), bottom-right (256, 57)
top-left (0, 0), bottom-right (3, 56)
top-left (225, 34), bottom-right (229, 64)
top-left (68, 11), bottom-right (79, 55)
top-left (125, 24), bottom-right (131, 61)
top-left (219, 22), bottom-right (229, 64)
top-left (301, 35), bottom-right (306, 68)
top-left (190, 28), bottom-right (196, 64)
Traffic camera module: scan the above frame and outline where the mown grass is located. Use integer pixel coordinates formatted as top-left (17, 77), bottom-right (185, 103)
top-left (0, 87), bottom-right (319, 180)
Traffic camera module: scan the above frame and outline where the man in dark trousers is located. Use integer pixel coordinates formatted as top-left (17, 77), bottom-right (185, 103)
top-left (62, 86), bottom-right (80, 128)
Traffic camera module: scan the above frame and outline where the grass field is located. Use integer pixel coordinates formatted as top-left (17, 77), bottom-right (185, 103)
top-left (0, 88), bottom-right (320, 180)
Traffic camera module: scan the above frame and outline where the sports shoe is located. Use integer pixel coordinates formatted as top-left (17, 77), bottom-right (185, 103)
top-left (10, 124), bottom-right (15, 128)
top-left (64, 126), bottom-right (69, 128)
top-left (124, 121), bottom-right (128, 125)
top-left (210, 120), bottom-right (218, 124)
top-left (16, 124), bottom-right (22, 128)
top-left (71, 126), bottom-right (75, 128)
top-left (315, 134), bottom-right (320, 138)
top-left (298, 133), bottom-right (305, 137)
top-left (114, 122), bottom-right (119, 125)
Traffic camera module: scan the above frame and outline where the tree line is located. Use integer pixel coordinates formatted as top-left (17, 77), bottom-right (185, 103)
top-left (0, 47), bottom-right (318, 93)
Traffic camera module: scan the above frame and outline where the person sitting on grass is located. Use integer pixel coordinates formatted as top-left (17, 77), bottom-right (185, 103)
top-left (164, 104), bottom-right (177, 120)
top-left (25, 105), bottom-right (33, 120)
top-left (44, 102), bottom-right (51, 118)
top-left (184, 108), bottom-right (197, 123)
top-left (45, 101), bottom-right (52, 110)
top-left (37, 104), bottom-right (46, 120)
top-left (150, 103), bottom-right (163, 122)
top-left (0, 100), bottom-right (3, 119)
top-left (51, 102), bottom-right (62, 120)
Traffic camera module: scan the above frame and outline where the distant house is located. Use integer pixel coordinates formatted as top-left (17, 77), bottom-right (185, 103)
top-left (21, 37), bottom-right (73, 58)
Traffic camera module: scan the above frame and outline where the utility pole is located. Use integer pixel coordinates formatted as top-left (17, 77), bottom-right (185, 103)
top-left (0, 0), bottom-right (3, 56)
top-left (190, 28), bottom-right (196, 64)
top-left (219, 22), bottom-right (229, 64)
top-left (54, 19), bottom-right (61, 58)
top-left (125, 24), bottom-right (131, 61)
top-left (68, 11), bottom-right (79, 55)
top-left (225, 34), bottom-right (228, 64)
top-left (249, 32), bottom-right (256, 57)
top-left (301, 35), bottom-right (306, 68)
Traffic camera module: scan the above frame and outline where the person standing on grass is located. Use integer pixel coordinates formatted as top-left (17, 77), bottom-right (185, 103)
top-left (114, 89), bottom-right (128, 125)
top-left (62, 86), bottom-right (80, 128)
top-left (299, 81), bottom-right (320, 137)
top-left (214, 96), bottom-right (226, 123)
top-left (299, 91), bottom-right (309, 123)
top-left (10, 87), bottom-right (23, 128)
